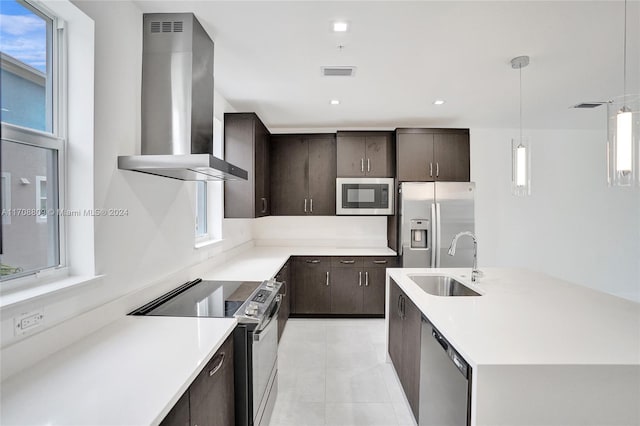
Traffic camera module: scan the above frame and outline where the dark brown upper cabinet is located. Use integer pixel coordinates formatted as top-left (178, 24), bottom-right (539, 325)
top-left (336, 131), bottom-right (394, 177)
top-left (396, 128), bottom-right (470, 182)
top-left (224, 113), bottom-right (270, 218)
top-left (270, 134), bottom-right (336, 216)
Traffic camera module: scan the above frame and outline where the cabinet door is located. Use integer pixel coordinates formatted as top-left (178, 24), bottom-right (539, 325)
top-left (397, 132), bottom-right (434, 182)
top-left (255, 119), bottom-right (270, 216)
top-left (294, 257), bottom-right (331, 313)
top-left (365, 134), bottom-right (394, 177)
top-left (190, 335), bottom-right (235, 426)
top-left (160, 392), bottom-right (189, 426)
top-left (330, 267), bottom-right (363, 314)
top-left (308, 135), bottom-right (337, 215)
top-left (434, 133), bottom-right (470, 182)
top-left (337, 135), bottom-right (366, 177)
top-left (277, 261), bottom-right (291, 342)
top-left (270, 135), bottom-right (308, 215)
top-left (224, 113), bottom-right (257, 218)
top-left (401, 296), bottom-right (422, 421)
top-left (362, 267), bottom-right (386, 315)
top-left (388, 280), bottom-right (404, 371)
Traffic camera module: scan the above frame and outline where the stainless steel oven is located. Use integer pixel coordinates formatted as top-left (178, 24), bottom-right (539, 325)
top-left (336, 177), bottom-right (395, 215)
top-left (130, 278), bottom-right (282, 426)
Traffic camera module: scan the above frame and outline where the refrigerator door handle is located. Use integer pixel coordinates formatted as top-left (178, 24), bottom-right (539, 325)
top-left (430, 203), bottom-right (437, 268)
top-left (435, 202), bottom-right (442, 267)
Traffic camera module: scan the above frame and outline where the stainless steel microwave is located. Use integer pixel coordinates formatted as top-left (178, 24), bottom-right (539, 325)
top-left (336, 178), bottom-right (395, 215)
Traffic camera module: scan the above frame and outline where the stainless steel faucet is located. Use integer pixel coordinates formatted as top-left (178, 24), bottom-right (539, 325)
top-left (448, 231), bottom-right (482, 282)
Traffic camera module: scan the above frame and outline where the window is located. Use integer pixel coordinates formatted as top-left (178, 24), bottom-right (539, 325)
top-left (195, 181), bottom-right (207, 238)
top-left (0, 0), bottom-right (63, 281)
top-left (1, 172), bottom-right (11, 225)
top-left (35, 176), bottom-right (47, 222)
top-left (194, 116), bottom-right (223, 245)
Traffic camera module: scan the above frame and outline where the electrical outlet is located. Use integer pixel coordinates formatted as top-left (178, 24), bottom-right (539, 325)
top-left (14, 309), bottom-right (44, 336)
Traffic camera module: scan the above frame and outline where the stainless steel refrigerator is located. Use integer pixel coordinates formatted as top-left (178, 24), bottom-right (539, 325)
top-left (399, 182), bottom-right (475, 268)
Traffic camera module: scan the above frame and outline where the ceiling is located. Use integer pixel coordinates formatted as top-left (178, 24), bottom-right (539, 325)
top-left (133, 1), bottom-right (640, 131)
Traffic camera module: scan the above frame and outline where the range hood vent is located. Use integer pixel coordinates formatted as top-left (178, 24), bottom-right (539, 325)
top-left (118, 13), bottom-right (247, 182)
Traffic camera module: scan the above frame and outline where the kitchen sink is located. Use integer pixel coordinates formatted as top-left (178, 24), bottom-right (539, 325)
top-left (408, 275), bottom-right (481, 297)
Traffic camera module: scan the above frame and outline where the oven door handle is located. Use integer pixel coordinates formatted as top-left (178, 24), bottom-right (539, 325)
top-left (253, 296), bottom-right (282, 341)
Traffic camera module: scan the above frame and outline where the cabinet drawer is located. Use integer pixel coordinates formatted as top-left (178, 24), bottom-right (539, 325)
top-left (331, 256), bottom-right (364, 268)
top-left (295, 256), bottom-right (330, 267)
top-left (364, 256), bottom-right (399, 268)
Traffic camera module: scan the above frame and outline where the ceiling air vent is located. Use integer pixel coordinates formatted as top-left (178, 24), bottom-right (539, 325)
top-left (173, 21), bottom-right (183, 32)
top-left (571, 102), bottom-right (608, 109)
top-left (322, 66), bottom-right (356, 77)
top-left (150, 21), bottom-right (161, 33)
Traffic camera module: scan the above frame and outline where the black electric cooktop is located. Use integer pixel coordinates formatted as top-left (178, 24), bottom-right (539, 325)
top-left (130, 279), bottom-right (261, 318)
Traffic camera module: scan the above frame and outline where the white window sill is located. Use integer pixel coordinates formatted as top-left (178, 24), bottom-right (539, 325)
top-left (194, 238), bottom-right (224, 250)
top-left (0, 274), bottom-right (104, 310)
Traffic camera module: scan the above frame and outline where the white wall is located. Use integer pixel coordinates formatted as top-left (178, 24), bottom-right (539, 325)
top-left (0, 0), bottom-right (253, 379)
top-left (471, 128), bottom-right (640, 301)
top-left (252, 216), bottom-right (387, 247)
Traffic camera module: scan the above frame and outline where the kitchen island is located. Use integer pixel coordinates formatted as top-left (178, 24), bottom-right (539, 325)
top-left (386, 267), bottom-right (640, 426)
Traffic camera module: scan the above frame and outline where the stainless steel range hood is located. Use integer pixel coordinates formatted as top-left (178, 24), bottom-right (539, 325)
top-left (118, 13), bottom-right (247, 181)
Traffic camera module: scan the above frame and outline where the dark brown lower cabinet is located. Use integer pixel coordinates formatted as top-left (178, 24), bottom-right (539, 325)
top-left (277, 261), bottom-right (291, 341)
top-left (388, 279), bottom-right (421, 422)
top-left (293, 257), bottom-right (331, 314)
top-left (291, 256), bottom-right (397, 316)
top-left (160, 334), bottom-right (234, 426)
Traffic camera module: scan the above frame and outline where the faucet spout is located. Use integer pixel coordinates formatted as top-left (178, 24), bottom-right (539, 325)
top-left (448, 231), bottom-right (482, 282)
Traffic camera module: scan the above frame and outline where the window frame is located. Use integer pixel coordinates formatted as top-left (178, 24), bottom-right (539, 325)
top-left (1, 172), bottom-right (11, 225)
top-left (0, 0), bottom-right (67, 283)
top-left (195, 180), bottom-right (208, 242)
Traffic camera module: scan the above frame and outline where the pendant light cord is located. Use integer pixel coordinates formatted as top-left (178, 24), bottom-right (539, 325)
top-left (623, 0), bottom-right (627, 99)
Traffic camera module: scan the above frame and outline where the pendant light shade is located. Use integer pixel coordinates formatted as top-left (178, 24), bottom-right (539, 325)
top-left (608, 95), bottom-right (639, 186)
top-left (511, 55), bottom-right (531, 196)
top-left (608, 0), bottom-right (639, 187)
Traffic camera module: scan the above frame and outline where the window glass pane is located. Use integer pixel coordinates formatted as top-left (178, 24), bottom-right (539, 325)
top-left (195, 181), bottom-right (207, 237)
top-left (0, 0), bottom-right (52, 132)
top-left (0, 139), bottom-right (59, 279)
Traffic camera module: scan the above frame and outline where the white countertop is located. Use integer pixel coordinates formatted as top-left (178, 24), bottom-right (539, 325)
top-left (0, 316), bottom-right (237, 426)
top-left (387, 267), bottom-right (640, 367)
top-left (205, 245), bottom-right (397, 281)
top-left (0, 245), bottom-right (395, 425)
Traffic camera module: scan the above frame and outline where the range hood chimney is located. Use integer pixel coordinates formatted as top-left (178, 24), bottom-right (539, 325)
top-left (118, 13), bottom-right (247, 181)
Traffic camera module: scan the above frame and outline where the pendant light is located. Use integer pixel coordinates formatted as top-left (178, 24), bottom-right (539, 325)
top-left (511, 55), bottom-right (531, 196)
top-left (608, 0), bottom-right (639, 187)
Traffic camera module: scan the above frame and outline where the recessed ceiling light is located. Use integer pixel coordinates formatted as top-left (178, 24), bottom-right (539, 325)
top-left (333, 21), bottom-right (349, 32)
top-left (433, 99), bottom-right (446, 105)
top-left (330, 99), bottom-right (340, 105)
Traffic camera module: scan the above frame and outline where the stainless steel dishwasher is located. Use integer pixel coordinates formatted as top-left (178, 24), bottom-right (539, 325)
top-left (419, 315), bottom-right (472, 426)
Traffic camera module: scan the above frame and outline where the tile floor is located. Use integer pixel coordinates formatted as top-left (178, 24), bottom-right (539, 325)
top-left (269, 319), bottom-right (416, 426)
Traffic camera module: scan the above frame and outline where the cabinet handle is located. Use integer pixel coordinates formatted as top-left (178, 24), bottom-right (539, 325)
top-left (400, 296), bottom-right (405, 319)
top-left (304, 198), bottom-right (307, 213)
top-left (436, 162), bottom-right (439, 177)
top-left (310, 198), bottom-right (313, 213)
top-left (397, 295), bottom-right (402, 317)
top-left (326, 271), bottom-right (330, 286)
top-left (340, 260), bottom-right (355, 264)
top-left (361, 158), bottom-right (364, 173)
top-left (359, 271), bottom-right (362, 286)
top-left (209, 353), bottom-right (225, 377)
top-left (306, 259), bottom-right (320, 264)
top-left (261, 198), bottom-right (267, 213)
top-left (282, 281), bottom-right (287, 297)
top-left (429, 162), bottom-right (433, 177)
top-left (367, 158), bottom-right (370, 172)
top-left (372, 260), bottom-right (388, 264)
top-left (365, 271), bottom-right (369, 287)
